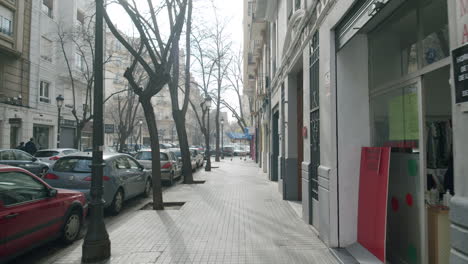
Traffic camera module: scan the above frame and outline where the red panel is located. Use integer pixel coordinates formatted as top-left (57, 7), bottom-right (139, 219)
top-left (357, 147), bottom-right (391, 263)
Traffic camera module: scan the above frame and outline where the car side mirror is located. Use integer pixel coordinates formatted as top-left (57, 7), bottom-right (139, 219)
top-left (48, 188), bottom-right (58, 197)
top-left (32, 157), bottom-right (37, 162)
top-left (139, 165), bottom-right (144, 171)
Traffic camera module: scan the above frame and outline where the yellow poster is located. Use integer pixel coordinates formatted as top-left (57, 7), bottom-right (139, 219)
top-left (388, 91), bottom-right (419, 141)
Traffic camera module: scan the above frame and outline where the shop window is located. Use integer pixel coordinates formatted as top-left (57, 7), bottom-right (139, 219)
top-left (42, 0), bottom-right (53, 18)
top-left (369, 1), bottom-right (418, 89)
top-left (0, 5), bottom-right (13, 37)
top-left (40, 37), bottom-right (53, 62)
top-left (370, 83), bottom-right (419, 149)
top-left (39, 81), bottom-right (50, 103)
top-left (421, 0), bottom-right (449, 67)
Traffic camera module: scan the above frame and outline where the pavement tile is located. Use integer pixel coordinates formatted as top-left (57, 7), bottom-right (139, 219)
top-left (46, 159), bottom-right (337, 264)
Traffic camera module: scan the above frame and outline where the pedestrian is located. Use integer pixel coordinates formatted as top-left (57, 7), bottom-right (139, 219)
top-left (24, 138), bottom-right (37, 155)
top-left (134, 144), bottom-right (140, 152)
top-left (16, 142), bottom-right (25, 151)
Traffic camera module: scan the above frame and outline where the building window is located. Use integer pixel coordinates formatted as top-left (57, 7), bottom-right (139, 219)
top-left (75, 53), bottom-right (84, 71)
top-left (39, 81), bottom-right (50, 103)
top-left (77, 9), bottom-right (84, 25)
top-left (40, 37), bottom-right (53, 62)
top-left (247, 1), bottom-right (254, 17)
top-left (42, 0), bottom-right (53, 18)
top-left (0, 5), bottom-right (13, 37)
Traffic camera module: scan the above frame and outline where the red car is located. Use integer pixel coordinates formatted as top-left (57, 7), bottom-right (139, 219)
top-left (0, 165), bottom-right (87, 262)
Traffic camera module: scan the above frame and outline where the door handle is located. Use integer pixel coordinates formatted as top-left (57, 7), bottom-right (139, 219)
top-left (4, 213), bottom-right (19, 219)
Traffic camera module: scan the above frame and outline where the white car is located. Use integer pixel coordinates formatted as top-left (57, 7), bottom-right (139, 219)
top-left (34, 148), bottom-right (79, 165)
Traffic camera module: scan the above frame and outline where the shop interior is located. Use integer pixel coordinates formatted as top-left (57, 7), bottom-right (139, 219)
top-left (368, 0), bottom-right (452, 263)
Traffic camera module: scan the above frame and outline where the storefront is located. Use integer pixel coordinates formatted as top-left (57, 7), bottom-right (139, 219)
top-left (60, 119), bottom-right (77, 148)
top-left (334, 0), bottom-right (452, 263)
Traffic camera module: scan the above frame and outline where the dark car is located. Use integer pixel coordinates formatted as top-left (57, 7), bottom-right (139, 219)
top-left (222, 146), bottom-right (234, 157)
top-left (44, 153), bottom-right (151, 215)
top-left (0, 149), bottom-right (49, 177)
top-left (0, 165), bottom-right (87, 261)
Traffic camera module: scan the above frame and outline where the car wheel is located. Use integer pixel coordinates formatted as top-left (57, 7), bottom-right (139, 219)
top-left (169, 172), bottom-right (174, 186)
top-left (39, 167), bottom-right (48, 178)
top-left (143, 179), bottom-right (151, 198)
top-left (109, 189), bottom-right (124, 215)
top-left (61, 210), bottom-right (81, 244)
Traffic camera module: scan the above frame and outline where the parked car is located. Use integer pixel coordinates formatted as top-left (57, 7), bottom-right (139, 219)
top-left (0, 165), bottom-right (87, 261)
top-left (222, 146), bottom-right (235, 157)
top-left (43, 153), bottom-right (151, 215)
top-left (233, 149), bottom-right (247, 156)
top-left (34, 148), bottom-right (79, 165)
top-left (0, 149), bottom-right (49, 177)
top-left (190, 148), bottom-right (204, 168)
top-left (134, 150), bottom-right (181, 185)
top-left (168, 148), bottom-right (197, 172)
top-left (82, 146), bottom-right (117, 154)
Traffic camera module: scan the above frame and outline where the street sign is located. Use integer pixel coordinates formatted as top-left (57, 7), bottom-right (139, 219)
top-left (104, 124), bottom-right (114, 134)
top-left (452, 45), bottom-right (468, 103)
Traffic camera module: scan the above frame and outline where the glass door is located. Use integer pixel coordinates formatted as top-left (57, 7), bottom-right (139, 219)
top-left (370, 78), bottom-right (426, 264)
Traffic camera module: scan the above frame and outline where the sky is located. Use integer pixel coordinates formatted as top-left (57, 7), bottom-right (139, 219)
top-left (106, 0), bottom-right (244, 123)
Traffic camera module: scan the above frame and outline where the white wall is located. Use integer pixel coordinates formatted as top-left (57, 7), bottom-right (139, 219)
top-left (336, 35), bottom-right (370, 246)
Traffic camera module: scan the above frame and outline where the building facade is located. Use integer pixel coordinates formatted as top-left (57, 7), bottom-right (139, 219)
top-left (0, 0), bottom-right (32, 149)
top-left (245, 0), bottom-right (468, 263)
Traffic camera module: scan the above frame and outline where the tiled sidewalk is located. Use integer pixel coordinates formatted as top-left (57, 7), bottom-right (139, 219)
top-left (51, 159), bottom-right (338, 264)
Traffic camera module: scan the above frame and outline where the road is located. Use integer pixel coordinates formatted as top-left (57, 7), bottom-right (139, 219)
top-left (10, 176), bottom-right (185, 264)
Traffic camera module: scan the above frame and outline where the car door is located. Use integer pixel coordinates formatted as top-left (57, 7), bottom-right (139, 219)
top-left (113, 157), bottom-right (135, 198)
top-left (0, 171), bottom-right (62, 258)
top-left (126, 157), bottom-right (146, 195)
top-left (12, 150), bottom-right (42, 175)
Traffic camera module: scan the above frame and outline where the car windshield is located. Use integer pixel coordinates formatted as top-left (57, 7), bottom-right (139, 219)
top-left (172, 150), bottom-right (181, 158)
top-left (135, 151), bottom-right (169, 161)
top-left (53, 157), bottom-right (92, 173)
top-left (34, 151), bottom-right (59, 157)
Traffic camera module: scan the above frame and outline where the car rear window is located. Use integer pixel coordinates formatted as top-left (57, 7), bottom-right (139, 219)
top-left (34, 151), bottom-right (59, 157)
top-left (135, 152), bottom-right (168, 161)
top-left (53, 157), bottom-right (92, 172)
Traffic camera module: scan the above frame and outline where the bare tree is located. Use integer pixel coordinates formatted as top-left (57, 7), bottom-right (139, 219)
top-left (208, 6), bottom-right (233, 162)
top-left (224, 48), bottom-right (248, 132)
top-left (168, 0), bottom-right (194, 183)
top-left (56, 12), bottom-right (122, 149)
top-left (191, 25), bottom-right (217, 170)
top-left (104, 0), bottom-right (188, 210)
top-left (109, 91), bottom-right (140, 152)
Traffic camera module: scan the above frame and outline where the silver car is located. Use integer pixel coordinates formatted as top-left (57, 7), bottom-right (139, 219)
top-left (43, 153), bottom-right (151, 215)
top-left (135, 149), bottom-right (182, 185)
top-left (190, 148), bottom-right (204, 168)
top-left (0, 149), bottom-right (49, 177)
top-left (34, 148), bottom-right (79, 165)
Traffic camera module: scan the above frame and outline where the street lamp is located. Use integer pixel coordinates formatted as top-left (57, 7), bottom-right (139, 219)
top-left (203, 95), bottom-right (212, 171)
top-left (82, 0), bottom-right (111, 262)
top-left (221, 118), bottom-right (224, 159)
top-left (56, 94), bottom-right (64, 148)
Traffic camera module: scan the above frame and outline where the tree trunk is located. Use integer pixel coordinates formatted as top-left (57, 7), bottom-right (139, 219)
top-left (74, 123), bottom-right (83, 150)
top-left (118, 131), bottom-right (127, 153)
top-left (173, 110), bottom-right (193, 183)
top-left (140, 98), bottom-right (164, 210)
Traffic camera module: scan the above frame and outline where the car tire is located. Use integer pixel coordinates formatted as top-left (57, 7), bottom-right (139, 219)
top-left (109, 189), bottom-right (124, 215)
top-left (143, 179), bottom-right (151, 198)
top-left (169, 172), bottom-right (174, 186)
top-left (61, 209), bottom-right (81, 244)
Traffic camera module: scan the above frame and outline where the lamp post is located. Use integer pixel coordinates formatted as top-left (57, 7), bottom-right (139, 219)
top-left (203, 95), bottom-right (212, 171)
top-left (221, 118), bottom-right (224, 159)
top-left (138, 119), bottom-right (143, 149)
top-left (82, 0), bottom-right (111, 262)
top-left (56, 94), bottom-right (64, 148)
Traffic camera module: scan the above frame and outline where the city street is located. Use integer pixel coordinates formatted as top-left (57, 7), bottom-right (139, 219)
top-left (10, 177), bottom-right (180, 264)
top-left (12, 159), bottom-right (338, 264)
